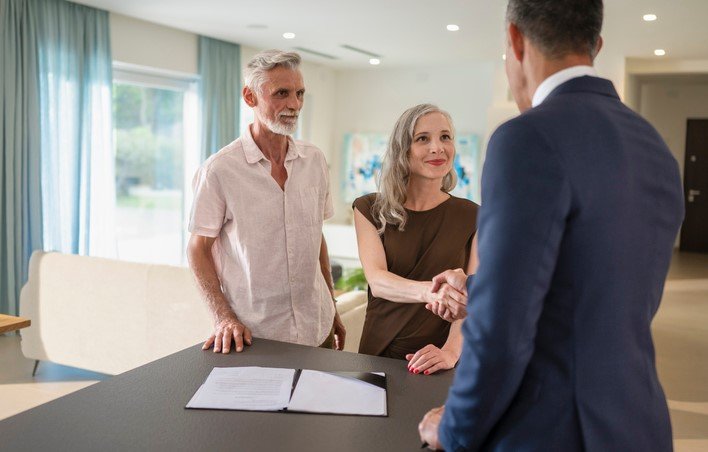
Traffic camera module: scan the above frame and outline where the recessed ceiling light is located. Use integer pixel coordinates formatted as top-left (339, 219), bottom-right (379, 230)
top-left (502, 53), bottom-right (507, 60)
top-left (643, 14), bottom-right (657, 22)
top-left (654, 49), bottom-right (666, 56)
top-left (446, 24), bottom-right (460, 31)
top-left (283, 32), bottom-right (296, 39)
top-left (369, 58), bottom-right (381, 65)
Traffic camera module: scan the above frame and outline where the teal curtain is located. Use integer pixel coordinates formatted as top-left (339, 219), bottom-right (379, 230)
top-left (0, 0), bottom-right (44, 316)
top-left (38, 0), bottom-right (115, 257)
top-left (0, 0), bottom-right (113, 315)
top-left (199, 36), bottom-right (241, 159)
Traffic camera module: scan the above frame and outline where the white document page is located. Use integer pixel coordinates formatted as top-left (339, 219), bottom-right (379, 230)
top-left (186, 366), bottom-right (295, 411)
top-left (287, 370), bottom-right (387, 416)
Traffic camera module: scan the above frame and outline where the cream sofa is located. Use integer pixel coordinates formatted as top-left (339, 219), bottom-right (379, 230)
top-left (333, 289), bottom-right (367, 354)
top-left (19, 251), bottom-right (367, 375)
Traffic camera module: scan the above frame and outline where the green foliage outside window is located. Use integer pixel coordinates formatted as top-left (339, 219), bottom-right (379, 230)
top-left (335, 268), bottom-right (368, 292)
top-left (113, 83), bottom-right (184, 201)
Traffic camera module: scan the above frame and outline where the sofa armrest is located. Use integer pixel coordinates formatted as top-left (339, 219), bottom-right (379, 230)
top-left (335, 290), bottom-right (367, 353)
top-left (335, 290), bottom-right (367, 315)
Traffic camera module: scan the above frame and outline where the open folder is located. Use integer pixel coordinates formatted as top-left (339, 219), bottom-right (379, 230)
top-left (186, 366), bottom-right (387, 416)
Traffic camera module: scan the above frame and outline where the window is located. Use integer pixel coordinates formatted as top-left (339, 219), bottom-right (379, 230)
top-left (112, 64), bottom-right (199, 266)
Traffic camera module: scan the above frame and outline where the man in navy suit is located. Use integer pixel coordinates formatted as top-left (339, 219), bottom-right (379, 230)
top-left (418, 0), bottom-right (684, 450)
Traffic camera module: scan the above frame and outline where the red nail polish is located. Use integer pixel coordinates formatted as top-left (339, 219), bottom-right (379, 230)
top-left (414, 369), bottom-right (419, 374)
top-left (424, 370), bottom-right (429, 375)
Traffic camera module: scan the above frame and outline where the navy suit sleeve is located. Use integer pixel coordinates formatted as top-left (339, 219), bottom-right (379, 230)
top-left (438, 118), bottom-right (571, 451)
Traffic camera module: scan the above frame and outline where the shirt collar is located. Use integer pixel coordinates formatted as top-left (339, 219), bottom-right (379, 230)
top-left (242, 123), bottom-right (305, 165)
top-left (532, 65), bottom-right (598, 107)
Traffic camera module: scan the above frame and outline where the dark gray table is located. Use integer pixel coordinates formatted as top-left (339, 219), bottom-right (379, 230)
top-left (0, 339), bottom-right (455, 451)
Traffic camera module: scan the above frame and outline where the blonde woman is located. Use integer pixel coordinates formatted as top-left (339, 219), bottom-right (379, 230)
top-left (353, 104), bottom-right (479, 375)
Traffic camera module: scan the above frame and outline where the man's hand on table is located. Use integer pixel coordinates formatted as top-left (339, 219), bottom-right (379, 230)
top-left (203, 312), bottom-right (252, 353)
top-left (418, 405), bottom-right (445, 450)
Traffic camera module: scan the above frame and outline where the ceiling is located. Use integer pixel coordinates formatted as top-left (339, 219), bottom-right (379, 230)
top-left (74, 0), bottom-right (708, 68)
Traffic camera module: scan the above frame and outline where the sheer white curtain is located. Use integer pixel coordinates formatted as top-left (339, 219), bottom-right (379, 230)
top-left (38, 0), bottom-right (116, 257)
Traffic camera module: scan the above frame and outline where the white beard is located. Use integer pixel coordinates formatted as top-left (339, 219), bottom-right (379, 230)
top-left (264, 114), bottom-right (298, 136)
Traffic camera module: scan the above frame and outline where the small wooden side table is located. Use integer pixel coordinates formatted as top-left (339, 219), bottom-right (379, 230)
top-left (0, 314), bottom-right (31, 334)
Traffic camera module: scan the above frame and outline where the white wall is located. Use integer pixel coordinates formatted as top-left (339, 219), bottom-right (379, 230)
top-left (329, 62), bottom-right (496, 223)
top-left (625, 58), bottom-right (708, 112)
top-left (485, 62), bottom-right (519, 158)
top-left (639, 81), bottom-right (708, 179)
top-left (624, 57), bottom-right (708, 175)
top-left (637, 78), bottom-right (708, 247)
top-left (594, 51), bottom-right (626, 100)
top-left (626, 58), bottom-right (708, 76)
top-left (110, 13), bottom-right (197, 75)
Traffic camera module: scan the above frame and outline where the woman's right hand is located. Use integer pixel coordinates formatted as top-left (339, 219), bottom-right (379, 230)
top-left (423, 282), bottom-right (467, 321)
top-left (406, 344), bottom-right (458, 375)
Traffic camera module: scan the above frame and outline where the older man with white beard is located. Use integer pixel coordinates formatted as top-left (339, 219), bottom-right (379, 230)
top-left (187, 50), bottom-right (345, 354)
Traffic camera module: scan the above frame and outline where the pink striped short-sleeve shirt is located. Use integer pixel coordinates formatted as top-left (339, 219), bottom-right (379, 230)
top-left (188, 125), bottom-right (335, 346)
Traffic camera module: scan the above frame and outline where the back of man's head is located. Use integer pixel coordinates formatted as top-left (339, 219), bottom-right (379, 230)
top-left (244, 49), bottom-right (302, 93)
top-left (506, 0), bottom-right (603, 60)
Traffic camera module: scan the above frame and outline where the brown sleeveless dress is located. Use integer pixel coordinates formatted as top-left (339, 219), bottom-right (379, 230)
top-left (352, 193), bottom-right (478, 359)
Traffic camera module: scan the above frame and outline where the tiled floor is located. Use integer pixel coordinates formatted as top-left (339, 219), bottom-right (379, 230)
top-left (667, 251), bottom-right (708, 280)
top-left (1, 251), bottom-right (706, 450)
top-left (0, 333), bottom-right (107, 420)
top-left (655, 252), bottom-right (708, 451)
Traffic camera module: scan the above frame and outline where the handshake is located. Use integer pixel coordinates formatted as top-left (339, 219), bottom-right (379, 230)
top-left (424, 268), bottom-right (469, 322)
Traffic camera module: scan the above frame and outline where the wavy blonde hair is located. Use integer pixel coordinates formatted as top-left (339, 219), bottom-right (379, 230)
top-left (372, 104), bottom-right (457, 233)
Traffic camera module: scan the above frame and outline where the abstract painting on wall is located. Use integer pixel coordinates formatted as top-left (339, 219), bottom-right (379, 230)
top-left (450, 134), bottom-right (481, 202)
top-left (341, 133), bottom-right (388, 203)
top-left (342, 132), bottom-right (481, 203)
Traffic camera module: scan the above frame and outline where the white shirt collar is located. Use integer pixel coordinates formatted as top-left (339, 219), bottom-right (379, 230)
top-left (242, 123), bottom-right (304, 165)
top-left (531, 65), bottom-right (598, 107)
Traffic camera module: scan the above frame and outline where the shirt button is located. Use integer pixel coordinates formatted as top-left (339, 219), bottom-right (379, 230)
top-left (290, 277), bottom-right (294, 283)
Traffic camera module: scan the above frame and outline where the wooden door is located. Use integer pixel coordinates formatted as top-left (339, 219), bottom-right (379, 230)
top-left (680, 119), bottom-right (708, 252)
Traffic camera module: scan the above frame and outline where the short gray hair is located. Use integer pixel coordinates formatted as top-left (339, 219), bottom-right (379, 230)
top-left (506, 0), bottom-right (603, 59)
top-left (244, 49), bottom-right (301, 93)
top-left (373, 104), bottom-right (457, 233)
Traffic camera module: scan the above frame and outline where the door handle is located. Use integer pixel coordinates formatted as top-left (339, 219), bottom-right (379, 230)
top-left (688, 189), bottom-right (701, 203)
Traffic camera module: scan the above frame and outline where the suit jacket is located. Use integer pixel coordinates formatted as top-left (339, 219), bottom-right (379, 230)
top-left (439, 76), bottom-right (684, 451)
